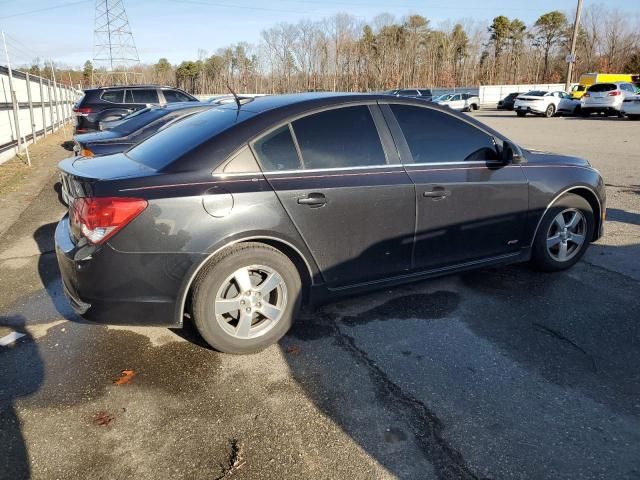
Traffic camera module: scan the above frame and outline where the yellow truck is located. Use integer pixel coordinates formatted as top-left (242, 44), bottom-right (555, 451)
top-left (571, 73), bottom-right (640, 99)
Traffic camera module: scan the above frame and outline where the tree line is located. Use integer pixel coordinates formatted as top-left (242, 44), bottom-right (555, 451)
top-left (22, 5), bottom-right (640, 94)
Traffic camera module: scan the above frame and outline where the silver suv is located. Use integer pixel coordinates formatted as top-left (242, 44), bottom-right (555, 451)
top-left (581, 82), bottom-right (637, 117)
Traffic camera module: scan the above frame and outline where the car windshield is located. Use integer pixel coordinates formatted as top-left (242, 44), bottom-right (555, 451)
top-left (573, 85), bottom-right (585, 91)
top-left (587, 83), bottom-right (616, 92)
top-left (435, 94), bottom-right (453, 101)
top-left (126, 107), bottom-right (255, 170)
top-left (525, 91), bottom-right (547, 96)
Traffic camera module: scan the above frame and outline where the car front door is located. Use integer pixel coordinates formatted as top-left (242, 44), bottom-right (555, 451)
top-left (251, 104), bottom-right (416, 287)
top-left (382, 102), bottom-right (528, 271)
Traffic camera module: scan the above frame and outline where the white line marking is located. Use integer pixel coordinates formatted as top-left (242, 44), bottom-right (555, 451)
top-left (0, 331), bottom-right (26, 346)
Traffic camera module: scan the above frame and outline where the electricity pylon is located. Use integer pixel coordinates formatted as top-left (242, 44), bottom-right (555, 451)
top-left (92, 0), bottom-right (142, 86)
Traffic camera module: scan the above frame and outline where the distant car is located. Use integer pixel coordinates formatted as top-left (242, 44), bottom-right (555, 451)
top-left (514, 90), bottom-right (579, 118)
top-left (73, 102), bottom-right (212, 157)
top-left (72, 85), bottom-right (198, 133)
top-left (497, 92), bottom-right (520, 110)
top-left (581, 82), bottom-right (637, 117)
top-left (55, 92), bottom-right (605, 354)
top-left (385, 89), bottom-right (433, 101)
top-left (433, 93), bottom-right (480, 112)
top-left (621, 93), bottom-right (640, 120)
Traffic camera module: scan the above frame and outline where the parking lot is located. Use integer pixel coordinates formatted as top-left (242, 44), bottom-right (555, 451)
top-left (0, 110), bottom-right (639, 479)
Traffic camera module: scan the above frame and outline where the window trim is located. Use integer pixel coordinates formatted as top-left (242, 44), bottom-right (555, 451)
top-left (379, 101), bottom-right (508, 166)
top-left (248, 102), bottom-right (396, 173)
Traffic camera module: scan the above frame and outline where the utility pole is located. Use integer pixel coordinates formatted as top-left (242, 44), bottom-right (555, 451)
top-left (565, 0), bottom-right (584, 92)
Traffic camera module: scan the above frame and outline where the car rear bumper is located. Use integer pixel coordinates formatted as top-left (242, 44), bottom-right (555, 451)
top-left (55, 215), bottom-right (186, 327)
top-left (515, 104), bottom-right (545, 114)
top-left (582, 106), bottom-right (622, 114)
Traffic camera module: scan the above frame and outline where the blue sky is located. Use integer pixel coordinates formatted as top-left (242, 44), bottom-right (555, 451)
top-left (0, 0), bottom-right (637, 68)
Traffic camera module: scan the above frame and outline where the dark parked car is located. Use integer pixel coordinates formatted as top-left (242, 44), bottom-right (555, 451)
top-left (497, 92), bottom-right (520, 110)
top-left (385, 89), bottom-right (433, 101)
top-left (56, 93), bottom-right (605, 354)
top-left (72, 85), bottom-right (198, 133)
top-left (73, 102), bottom-right (213, 157)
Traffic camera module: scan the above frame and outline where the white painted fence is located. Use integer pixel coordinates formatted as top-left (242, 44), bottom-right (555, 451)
top-left (478, 83), bottom-right (577, 106)
top-left (0, 65), bottom-right (80, 165)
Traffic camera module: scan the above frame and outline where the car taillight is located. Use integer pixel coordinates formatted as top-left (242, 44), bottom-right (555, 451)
top-left (608, 91), bottom-right (621, 96)
top-left (80, 148), bottom-right (94, 157)
top-left (71, 197), bottom-right (147, 244)
top-left (583, 93), bottom-right (590, 97)
top-left (73, 107), bottom-right (92, 114)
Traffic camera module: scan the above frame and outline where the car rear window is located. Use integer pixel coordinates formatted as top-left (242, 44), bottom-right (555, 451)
top-left (112, 108), bottom-right (171, 135)
top-left (525, 91), bottom-right (546, 96)
top-left (587, 83), bottom-right (616, 92)
top-left (126, 107), bottom-right (253, 170)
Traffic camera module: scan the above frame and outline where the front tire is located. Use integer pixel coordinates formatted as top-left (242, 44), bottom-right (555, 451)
top-left (531, 194), bottom-right (594, 272)
top-left (192, 242), bottom-right (302, 354)
top-left (516, 111), bottom-right (526, 117)
top-left (627, 114), bottom-right (640, 120)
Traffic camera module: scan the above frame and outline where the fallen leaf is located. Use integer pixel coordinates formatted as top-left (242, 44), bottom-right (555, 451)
top-left (113, 369), bottom-right (136, 385)
top-left (93, 411), bottom-right (114, 426)
top-left (286, 345), bottom-right (301, 355)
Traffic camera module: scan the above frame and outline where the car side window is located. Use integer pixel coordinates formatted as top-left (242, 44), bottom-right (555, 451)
top-left (253, 125), bottom-right (302, 172)
top-left (125, 89), bottom-right (159, 104)
top-left (389, 104), bottom-right (499, 163)
top-left (164, 90), bottom-right (193, 102)
top-left (215, 146), bottom-right (261, 174)
top-left (291, 105), bottom-right (387, 170)
top-left (101, 89), bottom-right (124, 103)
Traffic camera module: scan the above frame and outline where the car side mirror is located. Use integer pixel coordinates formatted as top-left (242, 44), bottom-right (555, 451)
top-left (501, 141), bottom-right (524, 164)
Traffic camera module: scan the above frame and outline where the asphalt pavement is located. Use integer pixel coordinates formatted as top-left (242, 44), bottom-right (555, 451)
top-left (0, 111), bottom-right (639, 480)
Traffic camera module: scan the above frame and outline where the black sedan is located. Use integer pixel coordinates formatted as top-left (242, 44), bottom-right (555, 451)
top-left (497, 92), bottom-right (521, 110)
top-left (73, 102), bottom-right (213, 157)
top-left (56, 93), bottom-right (605, 354)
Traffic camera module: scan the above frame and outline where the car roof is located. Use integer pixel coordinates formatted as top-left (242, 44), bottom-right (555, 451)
top-left (84, 85), bottom-right (185, 92)
top-left (148, 101), bottom-right (210, 111)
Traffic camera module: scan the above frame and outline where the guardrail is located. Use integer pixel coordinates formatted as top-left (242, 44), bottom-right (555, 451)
top-left (0, 65), bottom-right (81, 165)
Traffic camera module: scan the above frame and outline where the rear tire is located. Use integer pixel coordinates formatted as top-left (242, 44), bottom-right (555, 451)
top-left (627, 114), bottom-right (640, 120)
top-left (516, 111), bottom-right (526, 117)
top-left (530, 194), bottom-right (594, 272)
top-left (192, 242), bottom-right (302, 354)
top-left (544, 104), bottom-right (556, 118)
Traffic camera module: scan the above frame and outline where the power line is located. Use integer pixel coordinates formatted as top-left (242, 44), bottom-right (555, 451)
top-left (0, 0), bottom-right (92, 20)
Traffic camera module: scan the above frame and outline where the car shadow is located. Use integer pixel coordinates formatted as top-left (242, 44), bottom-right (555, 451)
top-left (278, 240), bottom-right (640, 478)
top-left (606, 208), bottom-right (640, 226)
top-left (0, 315), bottom-right (44, 479)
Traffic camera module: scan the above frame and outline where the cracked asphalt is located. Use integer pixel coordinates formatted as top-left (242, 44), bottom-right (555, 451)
top-left (1, 111), bottom-right (639, 479)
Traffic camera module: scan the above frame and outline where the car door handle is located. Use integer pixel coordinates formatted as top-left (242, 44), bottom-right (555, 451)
top-left (423, 187), bottom-right (451, 199)
top-left (297, 193), bottom-right (327, 207)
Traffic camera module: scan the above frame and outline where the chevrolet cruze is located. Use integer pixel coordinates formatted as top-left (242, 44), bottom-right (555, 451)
top-left (56, 93), bottom-right (605, 353)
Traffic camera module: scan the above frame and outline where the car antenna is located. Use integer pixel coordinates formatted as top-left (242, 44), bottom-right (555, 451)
top-left (226, 82), bottom-right (242, 110)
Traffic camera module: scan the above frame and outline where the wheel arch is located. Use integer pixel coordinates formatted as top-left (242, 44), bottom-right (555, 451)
top-left (176, 236), bottom-right (315, 326)
top-left (531, 186), bottom-right (603, 246)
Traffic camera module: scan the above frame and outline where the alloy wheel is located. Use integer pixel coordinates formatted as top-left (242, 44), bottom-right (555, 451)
top-left (215, 265), bottom-right (287, 339)
top-left (546, 208), bottom-right (587, 262)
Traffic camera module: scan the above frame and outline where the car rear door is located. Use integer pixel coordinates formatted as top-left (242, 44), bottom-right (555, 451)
top-left (382, 102), bottom-right (528, 270)
top-left (251, 104), bottom-right (416, 287)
